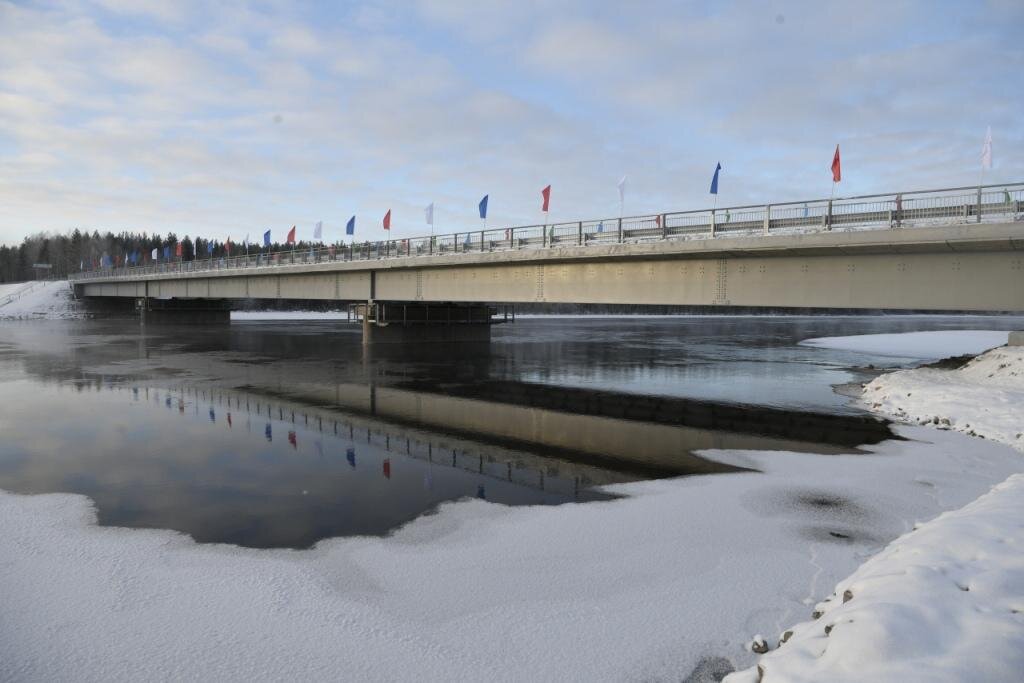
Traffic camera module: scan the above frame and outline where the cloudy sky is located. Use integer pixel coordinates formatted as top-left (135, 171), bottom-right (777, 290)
top-left (1, 0), bottom-right (1021, 245)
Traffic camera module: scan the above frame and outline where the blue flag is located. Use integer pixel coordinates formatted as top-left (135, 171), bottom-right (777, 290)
top-left (346, 447), bottom-right (356, 468)
top-left (163, 246), bottom-right (170, 260)
top-left (346, 216), bottom-right (355, 235)
top-left (710, 162), bottom-right (722, 195)
top-left (207, 240), bottom-right (214, 255)
top-left (479, 194), bottom-right (488, 219)
top-left (263, 229), bottom-right (271, 247)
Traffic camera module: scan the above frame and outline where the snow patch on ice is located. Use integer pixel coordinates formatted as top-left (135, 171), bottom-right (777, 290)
top-left (800, 330), bottom-right (1009, 359)
top-left (2, 427), bottom-right (1020, 681)
top-left (231, 310), bottom-right (352, 321)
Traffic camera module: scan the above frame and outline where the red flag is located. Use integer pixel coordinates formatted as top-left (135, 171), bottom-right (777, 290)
top-left (286, 226), bottom-right (296, 244)
top-left (831, 144), bottom-right (841, 183)
top-left (175, 242), bottom-right (182, 257)
top-left (541, 185), bottom-right (551, 212)
top-left (383, 209), bottom-right (391, 230)
top-left (287, 430), bottom-right (297, 449)
top-left (383, 458), bottom-right (391, 479)
top-left (225, 239), bottom-right (231, 255)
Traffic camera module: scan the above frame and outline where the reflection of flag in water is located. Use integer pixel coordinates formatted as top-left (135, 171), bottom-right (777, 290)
top-left (165, 396), bottom-right (171, 408)
top-left (287, 430), bottom-right (297, 449)
top-left (209, 407), bottom-right (215, 422)
top-left (477, 484), bottom-right (486, 500)
top-left (383, 458), bottom-right (391, 479)
top-left (227, 412), bottom-right (232, 428)
top-left (178, 399), bottom-right (184, 413)
top-left (315, 441), bottom-right (323, 457)
top-left (423, 467), bottom-right (433, 490)
top-left (265, 423), bottom-right (272, 441)
top-left (132, 387), bottom-right (139, 400)
top-left (346, 447), bottom-right (356, 468)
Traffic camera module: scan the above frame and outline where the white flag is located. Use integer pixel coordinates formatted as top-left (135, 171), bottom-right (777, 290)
top-left (981, 126), bottom-right (992, 170)
top-left (151, 247), bottom-right (158, 260)
top-left (617, 175), bottom-right (627, 204)
top-left (425, 202), bottom-right (434, 225)
top-left (243, 233), bottom-right (249, 247)
top-left (313, 221), bottom-right (323, 240)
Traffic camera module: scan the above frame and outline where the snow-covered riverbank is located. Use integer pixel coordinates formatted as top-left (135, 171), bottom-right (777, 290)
top-left (0, 280), bottom-right (81, 320)
top-left (729, 336), bottom-right (1024, 682)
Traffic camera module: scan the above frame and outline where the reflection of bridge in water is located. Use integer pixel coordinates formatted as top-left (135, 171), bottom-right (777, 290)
top-left (158, 384), bottom-right (628, 498)
top-left (160, 346), bottom-right (896, 492)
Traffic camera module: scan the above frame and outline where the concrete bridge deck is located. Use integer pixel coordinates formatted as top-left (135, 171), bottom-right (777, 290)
top-left (71, 183), bottom-right (1024, 317)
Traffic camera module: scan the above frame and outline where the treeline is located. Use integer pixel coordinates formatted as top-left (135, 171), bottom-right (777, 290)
top-left (0, 229), bottom-right (329, 282)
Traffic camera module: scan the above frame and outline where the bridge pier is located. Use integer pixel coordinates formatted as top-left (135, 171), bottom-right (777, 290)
top-left (137, 297), bottom-right (231, 325)
top-left (355, 302), bottom-right (511, 344)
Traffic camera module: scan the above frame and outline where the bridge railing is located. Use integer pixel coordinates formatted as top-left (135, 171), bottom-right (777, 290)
top-left (70, 182), bottom-right (1024, 282)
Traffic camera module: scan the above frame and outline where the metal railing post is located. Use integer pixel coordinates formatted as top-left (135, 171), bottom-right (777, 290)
top-left (617, 217), bottom-right (623, 243)
top-left (763, 205), bottom-right (771, 235)
top-left (480, 230), bottom-right (485, 252)
top-left (825, 200), bottom-right (833, 230)
top-left (661, 214), bottom-right (667, 239)
top-left (577, 221), bottom-right (583, 245)
top-left (976, 186), bottom-right (983, 223)
top-left (710, 210), bottom-right (716, 237)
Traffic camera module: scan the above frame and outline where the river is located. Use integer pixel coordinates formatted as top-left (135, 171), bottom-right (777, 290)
top-left (1, 314), bottom-right (1021, 548)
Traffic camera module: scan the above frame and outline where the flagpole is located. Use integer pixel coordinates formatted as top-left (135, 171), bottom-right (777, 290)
top-left (978, 165), bottom-right (985, 224)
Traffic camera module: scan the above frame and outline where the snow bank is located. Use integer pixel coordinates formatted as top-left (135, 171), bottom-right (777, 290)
top-left (728, 333), bottom-right (1024, 682)
top-left (725, 473), bottom-right (1024, 683)
top-left (2, 427), bottom-right (1021, 681)
top-left (800, 330), bottom-right (1010, 359)
top-left (863, 346), bottom-right (1024, 451)
top-left (0, 280), bottom-right (81, 320)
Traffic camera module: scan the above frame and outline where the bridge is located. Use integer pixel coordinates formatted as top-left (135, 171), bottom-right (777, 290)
top-left (71, 182), bottom-right (1024, 338)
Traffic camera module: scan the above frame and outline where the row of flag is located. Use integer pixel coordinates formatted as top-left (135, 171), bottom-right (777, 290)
top-left (98, 129), bottom-right (997, 267)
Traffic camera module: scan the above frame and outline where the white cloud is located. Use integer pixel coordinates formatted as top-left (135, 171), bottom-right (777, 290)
top-left (0, 0), bottom-right (1020, 246)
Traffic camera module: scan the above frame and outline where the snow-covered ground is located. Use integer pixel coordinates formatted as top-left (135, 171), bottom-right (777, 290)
top-left (0, 280), bottom-right (80, 320)
top-left (729, 333), bottom-right (1024, 683)
top-left (726, 473), bottom-right (1024, 683)
top-left (863, 346), bottom-right (1024, 449)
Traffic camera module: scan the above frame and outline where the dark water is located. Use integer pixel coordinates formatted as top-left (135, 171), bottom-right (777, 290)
top-left (0, 314), bottom-right (1021, 548)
